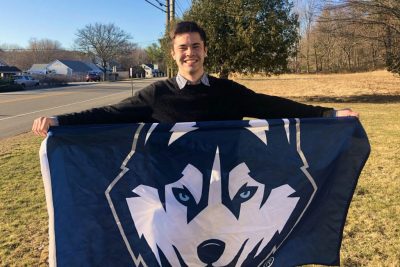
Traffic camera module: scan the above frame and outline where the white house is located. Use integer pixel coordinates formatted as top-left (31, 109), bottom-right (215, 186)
top-left (141, 64), bottom-right (160, 78)
top-left (28, 64), bottom-right (49, 75)
top-left (47, 59), bottom-right (93, 76)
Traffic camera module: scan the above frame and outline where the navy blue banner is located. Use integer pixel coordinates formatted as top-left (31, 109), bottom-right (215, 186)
top-left (40, 118), bottom-right (370, 267)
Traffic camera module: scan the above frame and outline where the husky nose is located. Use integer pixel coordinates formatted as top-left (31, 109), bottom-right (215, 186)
top-left (197, 239), bottom-right (225, 265)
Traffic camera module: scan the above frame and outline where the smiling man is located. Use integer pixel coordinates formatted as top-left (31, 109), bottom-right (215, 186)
top-left (32, 21), bottom-right (358, 136)
top-left (171, 24), bottom-right (207, 83)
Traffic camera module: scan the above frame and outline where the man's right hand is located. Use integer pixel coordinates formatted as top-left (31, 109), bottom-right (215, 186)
top-left (32, 117), bottom-right (58, 137)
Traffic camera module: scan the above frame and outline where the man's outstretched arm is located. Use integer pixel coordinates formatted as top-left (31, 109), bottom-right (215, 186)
top-left (32, 117), bottom-right (58, 137)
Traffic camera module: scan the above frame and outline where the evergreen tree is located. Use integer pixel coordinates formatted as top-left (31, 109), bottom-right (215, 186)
top-left (184, 0), bottom-right (299, 77)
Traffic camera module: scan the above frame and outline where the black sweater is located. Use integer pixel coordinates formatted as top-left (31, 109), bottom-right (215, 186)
top-left (58, 76), bottom-right (332, 125)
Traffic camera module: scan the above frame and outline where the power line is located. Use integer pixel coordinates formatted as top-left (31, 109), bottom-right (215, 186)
top-left (154, 0), bottom-right (167, 7)
top-left (175, 0), bottom-right (185, 17)
top-left (144, 0), bottom-right (166, 13)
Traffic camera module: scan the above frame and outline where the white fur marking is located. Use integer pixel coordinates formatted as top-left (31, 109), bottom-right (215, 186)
top-left (246, 119), bottom-right (269, 145)
top-left (283, 119), bottom-right (290, 143)
top-left (209, 148), bottom-right (222, 205)
top-left (177, 164), bottom-right (203, 204)
top-left (168, 122), bottom-right (198, 145)
top-left (145, 123), bottom-right (158, 144)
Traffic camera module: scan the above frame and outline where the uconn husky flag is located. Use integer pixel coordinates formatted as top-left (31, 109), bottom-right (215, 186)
top-left (40, 118), bottom-right (369, 267)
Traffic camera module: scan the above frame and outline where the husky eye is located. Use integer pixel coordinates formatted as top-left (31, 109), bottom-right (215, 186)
top-left (178, 192), bottom-right (190, 202)
top-left (239, 190), bottom-right (251, 199)
top-left (172, 186), bottom-right (195, 207)
top-left (234, 184), bottom-right (257, 203)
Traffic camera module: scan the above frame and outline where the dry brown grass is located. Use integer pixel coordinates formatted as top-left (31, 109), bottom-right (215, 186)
top-left (233, 70), bottom-right (400, 102)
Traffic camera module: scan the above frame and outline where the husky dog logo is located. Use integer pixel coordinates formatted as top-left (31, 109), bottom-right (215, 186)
top-left (106, 119), bottom-right (317, 267)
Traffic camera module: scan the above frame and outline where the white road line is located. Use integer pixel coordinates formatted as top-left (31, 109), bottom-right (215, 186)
top-left (0, 91), bottom-right (128, 121)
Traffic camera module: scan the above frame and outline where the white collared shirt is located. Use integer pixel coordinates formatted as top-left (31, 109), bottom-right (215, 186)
top-left (175, 73), bottom-right (210, 89)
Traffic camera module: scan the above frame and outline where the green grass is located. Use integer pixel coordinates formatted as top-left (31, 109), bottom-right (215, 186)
top-left (0, 102), bottom-right (399, 266)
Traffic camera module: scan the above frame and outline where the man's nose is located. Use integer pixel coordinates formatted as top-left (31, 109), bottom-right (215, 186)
top-left (186, 46), bottom-right (194, 56)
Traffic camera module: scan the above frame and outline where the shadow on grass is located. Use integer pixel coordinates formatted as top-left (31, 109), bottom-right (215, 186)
top-left (295, 94), bottom-right (400, 104)
top-left (238, 77), bottom-right (322, 81)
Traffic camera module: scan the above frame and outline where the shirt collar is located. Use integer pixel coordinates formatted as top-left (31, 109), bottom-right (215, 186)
top-left (176, 73), bottom-right (210, 89)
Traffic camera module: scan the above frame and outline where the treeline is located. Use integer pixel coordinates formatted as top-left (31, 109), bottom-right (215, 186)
top-left (2, 1), bottom-right (399, 76)
top-left (293, 0), bottom-right (400, 74)
top-left (0, 38), bottom-right (151, 72)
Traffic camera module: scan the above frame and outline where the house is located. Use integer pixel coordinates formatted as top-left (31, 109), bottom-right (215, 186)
top-left (47, 59), bottom-right (93, 77)
top-left (141, 64), bottom-right (160, 78)
top-left (28, 64), bottom-right (49, 75)
top-left (0, 59), bottom-right (21, 78)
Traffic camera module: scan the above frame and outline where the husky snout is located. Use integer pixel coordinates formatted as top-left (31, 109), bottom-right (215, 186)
top-left (197, 239), bottom-right (225, 265)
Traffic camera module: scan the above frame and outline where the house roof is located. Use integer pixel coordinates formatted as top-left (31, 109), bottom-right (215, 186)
top-left (0, 66), bottom-right (21, 72)
top-left (142, 63), bottom-right (154, 69)
top-left (84, 62), bottom-right (103, 73)
top-left (29, 64), bottom-right (48, 70)
top-left (0, 59), bottom-right (8, 66)
top-left (58, 60), bottom-right (92, 72)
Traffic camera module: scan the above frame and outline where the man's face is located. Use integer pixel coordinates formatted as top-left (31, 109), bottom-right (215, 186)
top-left (171, 32), bottom-right (207, 79)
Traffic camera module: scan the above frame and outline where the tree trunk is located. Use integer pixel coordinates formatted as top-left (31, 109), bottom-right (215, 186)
top-left (314, 46), bottom-right (318, 73)
top-left (102, 61), bottom-right (107, 81)
top-left (219, 67), bottom-right (230, 79)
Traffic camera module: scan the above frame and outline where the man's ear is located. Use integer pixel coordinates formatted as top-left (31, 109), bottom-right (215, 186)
top-left (171, 49), bottom-right (175, 59)
top-left (205, 47), bottom-right (208, 57)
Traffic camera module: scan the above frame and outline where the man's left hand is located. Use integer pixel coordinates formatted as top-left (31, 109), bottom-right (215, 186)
top-left (336, 108), bottom-right (359, 118)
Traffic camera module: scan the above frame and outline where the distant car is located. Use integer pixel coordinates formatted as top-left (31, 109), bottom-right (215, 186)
top-left (86, 72), bottom-right (101, 82)
top-left (13, 75), bottom-right (40, 87)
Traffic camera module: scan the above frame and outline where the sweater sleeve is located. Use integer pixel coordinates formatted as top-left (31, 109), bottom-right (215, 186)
top-left (230, 81), bottom-right (334, 119)
top-left (57, 85), bottom-right (155, 125)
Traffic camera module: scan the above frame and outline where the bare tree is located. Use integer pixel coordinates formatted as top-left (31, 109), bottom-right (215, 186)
top-left (75, 23), bottom-right (135, 78)
top-left (28, 38), bottom-right (64, 64)
top-left (295, 0), bottom-right (321, 73)
top-left (324, 0), bottom-right (400, 73)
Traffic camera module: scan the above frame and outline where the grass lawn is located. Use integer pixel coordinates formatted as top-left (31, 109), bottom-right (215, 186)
top-left (0, 71), bottom-right (399, 266)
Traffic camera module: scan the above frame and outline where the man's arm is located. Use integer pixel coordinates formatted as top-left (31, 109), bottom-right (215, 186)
top-left (32, 84), bottom-right (156, 136)
top-left (229, 80), bottom-right (359, 119)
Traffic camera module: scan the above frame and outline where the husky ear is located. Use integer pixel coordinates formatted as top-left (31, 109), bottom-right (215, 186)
top-left (168, 122), bottom-right (199, 146)
top-left (284, 118), bottom-right (299, 146)
top-left (135, 122), bottom-right (199, 152)
top-left (134, 123), bottom-right (170, 151)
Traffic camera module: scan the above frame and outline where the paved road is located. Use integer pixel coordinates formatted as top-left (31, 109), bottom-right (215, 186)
top-left (0, 78), bottom-right (162, 139)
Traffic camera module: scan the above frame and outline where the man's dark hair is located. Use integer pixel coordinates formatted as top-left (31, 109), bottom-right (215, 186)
top-left (170, 21), bottom-right (207, 47)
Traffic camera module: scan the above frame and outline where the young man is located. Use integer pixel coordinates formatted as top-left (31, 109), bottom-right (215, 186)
top-left (32, 21), bottom-right (358, 136)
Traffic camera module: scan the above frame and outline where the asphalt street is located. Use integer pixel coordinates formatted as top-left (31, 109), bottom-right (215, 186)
top-left (0, 78), bottom-right (161, 139)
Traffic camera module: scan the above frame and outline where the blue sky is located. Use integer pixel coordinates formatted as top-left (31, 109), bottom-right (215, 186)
top-left (0, 0), bottom-right (191, 49)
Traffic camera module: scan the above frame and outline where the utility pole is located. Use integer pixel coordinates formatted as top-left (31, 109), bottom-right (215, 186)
top-left (166, 0), bottom-right (170, 28)
top-left (167, 0), bottom-right (175, 78)
top-left (170, 0), bottom-right (175, 23)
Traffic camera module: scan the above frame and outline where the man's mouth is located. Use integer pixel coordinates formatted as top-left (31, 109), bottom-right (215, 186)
top-left (184, 58), bottom-right (198, 64)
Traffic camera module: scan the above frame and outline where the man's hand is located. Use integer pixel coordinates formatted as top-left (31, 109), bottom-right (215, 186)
top-left (32, 117), bottom-right (57, 137)
top-left (336, 108), bottom-right (359, 118)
